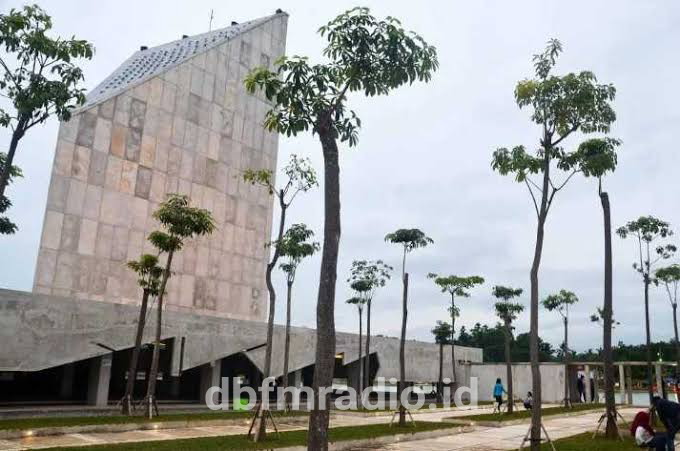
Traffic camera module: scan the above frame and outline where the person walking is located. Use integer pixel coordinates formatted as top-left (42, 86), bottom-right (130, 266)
top-left (493, 378), bottom-right (507, 413)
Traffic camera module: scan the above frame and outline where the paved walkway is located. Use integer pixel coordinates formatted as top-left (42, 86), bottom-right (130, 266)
top-left (352, 408), bottom-right (639, 450)
top-left (0, 406), bottom-right (635, 450)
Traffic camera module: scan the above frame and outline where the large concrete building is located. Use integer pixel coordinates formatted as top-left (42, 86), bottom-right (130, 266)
top-left (33, 12), bottom-right (286, 320)
top-left (0, 12), bottom-right (486, 409)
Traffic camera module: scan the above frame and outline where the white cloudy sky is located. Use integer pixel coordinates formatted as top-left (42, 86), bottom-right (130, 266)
top-left (2, 0), bottom-right (680, 353)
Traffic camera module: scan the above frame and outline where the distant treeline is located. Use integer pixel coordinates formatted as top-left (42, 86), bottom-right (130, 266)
top-left (456, 322), bottom-right (678, 366)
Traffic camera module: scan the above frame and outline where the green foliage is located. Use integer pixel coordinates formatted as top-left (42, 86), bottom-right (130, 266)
top-left (0, 152), bottom-right (22, 234)
top-left (127, 254), bottom-right (163, 295)
top-left (0, 4), bottom-right (94, 128)
top-left (347, 259), bottom-right (392, 301)
top-left (491, 39), bottom-right (619, 217)
top-left (345, 296), bottom-right (365, 308)
top-left (244, 7), bottom-right (438, 145)
top-left (431, 321), bottom-right (453, 345)
top-left (616, 216), bottom-right (676, 278)
top-left (384, 228), bottom-right (433, 252)
top-left (243, 154), bottom-right (317, 200)
top-left (655, 264), bottom-right (680, 307)
top-left (278, 223), bottom-right (319, 281)
top-left (542, 289), bottom-right (579, 318)
top-left (456, 323), bottom-right (557, 363)
top-left (590, 307), bottom-right (619, 328)
top-left (493, 286), bottom-right (524, 324)
top-left (149, 194), bottom-right (215, 254)
top-left (428, 273), bottom-right (485, 298)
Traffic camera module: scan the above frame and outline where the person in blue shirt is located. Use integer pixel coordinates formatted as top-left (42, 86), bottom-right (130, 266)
top-left (493, 378), bottom-right (507, 412)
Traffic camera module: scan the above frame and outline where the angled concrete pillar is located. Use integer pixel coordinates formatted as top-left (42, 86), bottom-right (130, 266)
top-left (619, 364), bottom-right (626, 404)
top-left (592, 367), bottom-right (599, 403)
top-left (655, 363), bottom-right (664, 399)
top-left (60, 363), bottom-right (75, 399)
top-left (293, 369), bottom-right (303, 388)
top-left (200, 360), bottom-right (221, 405)
top-left (87, 354), bottom-right (112, 407)
top-left (583, 365), bottom-right (591, 402)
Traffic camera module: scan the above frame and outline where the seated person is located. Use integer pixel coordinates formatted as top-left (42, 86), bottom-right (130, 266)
top-left (630, 410), bottom-right (668, 451)
top-left (523, 391), bottom-right (533, 410)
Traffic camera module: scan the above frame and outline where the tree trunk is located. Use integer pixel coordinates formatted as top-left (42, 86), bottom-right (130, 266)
top-left (643, 277), bottom-right (654, 405)
top-left (673, 303), bottom-right (680, 401)
top-left (145, 251), bottom-right (174, 418)
top-left (122, 289), bottom-right (150, 415)
top-left (504, 318), bottom-right (514, 413)
top-left (365, 300), bottom-right (371, 393)
top-left (528, 146), bottom-right (550, 451)
top-left (358, 306), bottom-right (363, 407)
top-left (254, 194), bottom-right (287, 442)
top-left (307, 125), bottom-right (340, 451)
top-left (600, 190), bottom-right (618, 438)
top-left (438, 342), bottom-right (443, 404)
top-left (450, 295), bottom-right (456, 392)
top-left (398, 273), bottom-right (409, 426)
top-left (563, 316), bottom-right (569, 407)
top-left (0, 120), bottom-right (26, 201)
top-left (283, 279), bottom-right (293, 410)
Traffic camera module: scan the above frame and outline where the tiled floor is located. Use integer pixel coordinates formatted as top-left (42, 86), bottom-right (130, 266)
top-left (0, 406), bottom-right (636, 450)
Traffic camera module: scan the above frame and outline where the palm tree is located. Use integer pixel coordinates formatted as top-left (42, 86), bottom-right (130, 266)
top-left (385, 228), bottom-right (433, 426)
top-left (492, 286), bottom-right (524, 413)
top-left (542, 290), bottom-right (578, 407)
top-left (428, 273), bottom-right (484, 392)
top-left (431, 321), bottom-right (452, 403)
top-left (346, 296), bottom-right (366, 406)
top-left (145, 194), bottom-right (215, 418)
top-left (279, 224), bottom-right (319, 410)
top-left (347, 260), bottom-right (392, 391)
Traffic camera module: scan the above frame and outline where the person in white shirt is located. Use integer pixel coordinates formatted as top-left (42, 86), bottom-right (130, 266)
top-left (631, 410), bottom-right (669, 451)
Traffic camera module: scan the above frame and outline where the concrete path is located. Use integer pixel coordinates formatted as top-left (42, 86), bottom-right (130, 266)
top-left (0, 406), bottom-right (634, 450)
top-left (351, 408), bottom-right (639, 450)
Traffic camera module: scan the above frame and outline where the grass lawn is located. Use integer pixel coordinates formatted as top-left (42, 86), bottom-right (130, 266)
top-left (49, 421), bottom-right (456, 450)
top-left (0, 410), bottom-right (308, 432)
top-left (454, 403), bottom-right (602, 422)
top-left (532, 432), bottom-right (638, 450)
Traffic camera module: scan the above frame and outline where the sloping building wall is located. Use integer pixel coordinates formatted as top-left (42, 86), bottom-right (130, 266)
top-left (32, 13), bottom-right (288, 322)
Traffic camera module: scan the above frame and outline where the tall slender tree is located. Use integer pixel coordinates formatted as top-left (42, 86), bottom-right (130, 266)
top-left (121, 255), bottom-right (163, 415)
top-left (243, 155), bottom-right (317, 440)
top-left (617, 216), bottom-right (676, 406)
top-left (427, 273), bottom-right (485, 392)
top-left (0, 5), bottom-right (93, 231)
top-left (542, 290), bottom-right (578, 407)
top-left (279, 224), bottom-right (319, 410)
top-left (655, 264), bottom-right (680, 398)
top-left (145, 195), bottom-right (215, 418)
top-left (347, 260), bottom-right (392, 391)
top-left (492, 285), bottom-right (524, 413)
top-left (574, 137), bottom-right (620, 437)
top-left (346, 295), bottom-right (366, 406)
top-left (431, 321), bottom-right (453, 404)
top-left (245, 9), bottom-right (437, 447)
top-left (385, 228), bottom-right (433, 426)
top-left (491, 39), bottom-right (617, 449)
